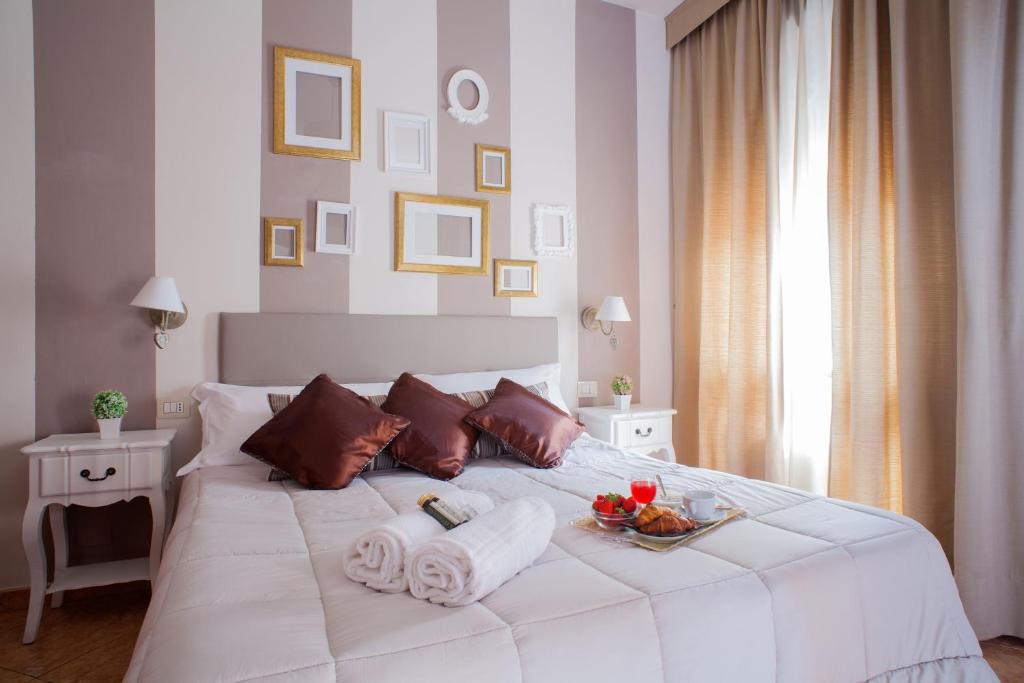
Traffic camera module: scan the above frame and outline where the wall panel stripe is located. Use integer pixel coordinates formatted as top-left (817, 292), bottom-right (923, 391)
top-left (575, 0), bottom-right (641, 405)
top-left (34, 0), bottom-right (157, 566)
top-left (348, 0), bottom-right (439, 315)
top-left (34, 0), bottom-right (156, 437)
top-left (0, 0), bottom-right (36, 589)
top-left (509, 0), bottom-right (580, 408)
top-left (260, 0), bottom-right (352, 313)
top-left (436, 0), bottom-right (512, 315)
top-left (155, 0), bottom-right (262, 473)
top-left (635, 10), bottom-right (673, 409)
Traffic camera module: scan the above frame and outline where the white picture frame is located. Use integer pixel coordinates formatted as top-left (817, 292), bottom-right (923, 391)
top-left (532, 204), bottom-right (576, 258)
top-left (446, 69), bottom-right (489, 125)
top-left (384, 111), bottom-right (430, 174)
top-left (315, 201), bottom-right (356, 255)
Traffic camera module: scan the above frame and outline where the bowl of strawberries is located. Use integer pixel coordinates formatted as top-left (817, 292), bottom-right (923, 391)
top-left (591, 492), bottom-right (639, 530)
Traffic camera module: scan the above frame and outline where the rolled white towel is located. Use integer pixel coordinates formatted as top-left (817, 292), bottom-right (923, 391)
top-left (406, 497), bottom-right (555, 606)
top-left (344, 490), bottom-right (494, 593)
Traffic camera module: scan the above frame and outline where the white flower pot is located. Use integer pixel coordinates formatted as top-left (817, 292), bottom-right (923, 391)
top-left (613, 394), bottom-right (632, 411)
top-left (97, 417), bottom-right (122, 440)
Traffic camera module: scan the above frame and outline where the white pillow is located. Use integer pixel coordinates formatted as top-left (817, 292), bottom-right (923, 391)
top-left (178, 380), bottom-right (394, 476)
top-left (414, 363), bottom-right (570, 414)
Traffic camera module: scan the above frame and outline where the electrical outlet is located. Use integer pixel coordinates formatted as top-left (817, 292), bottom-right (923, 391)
top-left (159, 398), bottom-right (191, 419)
top-left (577, 381), bottom-right (598, 399)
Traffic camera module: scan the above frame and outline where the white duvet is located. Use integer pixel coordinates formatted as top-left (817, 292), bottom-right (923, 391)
top-left (127, 436), bottom-right (995, 682)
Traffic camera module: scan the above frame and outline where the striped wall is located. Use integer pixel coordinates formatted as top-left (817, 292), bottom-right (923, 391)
top-left (0, 0), bottom-right (672, 590)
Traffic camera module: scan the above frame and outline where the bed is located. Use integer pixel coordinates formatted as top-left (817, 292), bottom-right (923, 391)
top-left (126, 314), bottom-right (994, 682)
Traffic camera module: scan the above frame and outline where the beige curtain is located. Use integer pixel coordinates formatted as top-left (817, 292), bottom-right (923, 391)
top-left (671, 0), bottom-right (772, 478)
top-left (949, 0), bottom-right (1024, 641)
top-left (826, 0), bottom-right (958, 555)
top-left (672, 0), bottom-right (1021, 638)
top-left (672, 0), bottom-right (835, 487)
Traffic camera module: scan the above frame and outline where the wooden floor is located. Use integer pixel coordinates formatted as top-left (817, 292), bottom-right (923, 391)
top-left (0, 583), bottom-right (149, 682)
top-left (0, 583), bottom-right (1021, 682)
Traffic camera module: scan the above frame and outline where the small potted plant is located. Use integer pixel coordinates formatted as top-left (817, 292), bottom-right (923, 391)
top-left (91, 390), bottom-right (127, 440)
top-left (610, 375), bottom-right (633, 410)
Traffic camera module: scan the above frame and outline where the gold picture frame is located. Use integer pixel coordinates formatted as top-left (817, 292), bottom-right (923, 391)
top-left (475, 144), bottom-right (511, 194)
top-left (263, 217), bottom-right (304, 267)
top-left (273, 46), bottom-right (361, 161)
top-left (394, 192), bottom-right (489, 275)
top-left (494, 259), bottom-right (538, 297)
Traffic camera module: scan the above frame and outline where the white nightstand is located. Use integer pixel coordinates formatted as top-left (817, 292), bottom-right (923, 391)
top-left (20, 429), bottom-right (175, 644)
top-left (577, 406), bottom-right (677, 462)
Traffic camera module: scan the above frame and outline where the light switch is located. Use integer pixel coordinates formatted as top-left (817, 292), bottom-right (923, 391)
top-left (577, 381), bottom-right (598, 399)
top-left (159, 398), bottom-right (191, 419)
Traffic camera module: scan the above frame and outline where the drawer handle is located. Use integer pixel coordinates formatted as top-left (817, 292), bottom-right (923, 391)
top-left (80, 467), bottom-right (116, 482)
top-left (635, 427), bottom-right (654, 438)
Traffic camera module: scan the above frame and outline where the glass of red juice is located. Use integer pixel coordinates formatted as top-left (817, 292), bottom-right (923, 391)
top-left (630, 479), bottom-right (658, 505)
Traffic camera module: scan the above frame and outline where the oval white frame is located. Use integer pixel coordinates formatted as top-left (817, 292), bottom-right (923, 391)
top-left (446, 69), bottom-right (489, 125)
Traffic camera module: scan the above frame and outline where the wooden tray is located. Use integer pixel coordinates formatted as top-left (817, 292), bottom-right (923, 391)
top-left (570, 507), bottom-right (745, 552)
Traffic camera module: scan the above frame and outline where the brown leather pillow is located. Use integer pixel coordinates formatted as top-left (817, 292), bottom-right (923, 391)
top-left (464, 378), bottom-right (584, 469)
top-left (381, 373), bottom-right (478, 480)
top-left (241, 374), bottom-right (410, 489)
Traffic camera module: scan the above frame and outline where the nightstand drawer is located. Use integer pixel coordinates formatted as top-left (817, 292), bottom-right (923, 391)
top-left (68, 451), bottom-right (129, 495)
top-left (624, 417), bottom-right (672, 447)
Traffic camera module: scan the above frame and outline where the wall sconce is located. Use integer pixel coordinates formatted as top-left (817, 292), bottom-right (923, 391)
top-left (580, 296), bottom-right (631, 350)
top-left (130, 276), bottom-right (187, 349)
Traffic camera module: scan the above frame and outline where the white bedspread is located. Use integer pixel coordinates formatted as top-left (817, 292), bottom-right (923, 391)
top-left (126, 437), bottom-right (995, 682)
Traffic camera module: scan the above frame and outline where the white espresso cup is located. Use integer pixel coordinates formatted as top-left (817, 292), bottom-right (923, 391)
top-left (683, 490), bottom-right (716, 520)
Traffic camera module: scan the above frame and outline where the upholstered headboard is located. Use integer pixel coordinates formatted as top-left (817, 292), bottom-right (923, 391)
top-left (219, 313), bottom-right (559, 386)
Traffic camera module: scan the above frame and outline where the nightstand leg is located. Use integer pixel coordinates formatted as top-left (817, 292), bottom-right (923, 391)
top-left (21, 501), bottom-right (47, 644)
top-left (148, 494), bottom-right (166, 583)
top-left (48, 505), bottom-right (67, 608)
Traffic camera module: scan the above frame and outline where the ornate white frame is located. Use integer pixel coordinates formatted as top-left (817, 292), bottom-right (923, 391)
top-left (315, 201), bottom-right (356, 255)
top-left (446, 69), bottom-right (489, 125)
top-left (383, 111), bottom-right (430, 174)
top-left (531, 204), bottom-right (575, 258)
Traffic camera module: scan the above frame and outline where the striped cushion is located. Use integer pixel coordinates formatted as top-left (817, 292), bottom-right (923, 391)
top-left (265, 392), bottom-right (401, 481)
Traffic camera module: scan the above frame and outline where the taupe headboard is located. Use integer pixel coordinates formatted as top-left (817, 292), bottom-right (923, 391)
top-left (219, 313), bottom-right (559, 386)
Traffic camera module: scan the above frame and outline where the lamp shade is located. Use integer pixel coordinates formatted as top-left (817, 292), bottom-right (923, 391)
top-left (130, 276), bottom-right (184, 314)
top-left (595, 296), bottom-right (631, 322)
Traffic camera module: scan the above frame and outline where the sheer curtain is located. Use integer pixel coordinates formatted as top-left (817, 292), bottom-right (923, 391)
top-left (774, 0), bottom-right (833, 495)
top-left (671, 0), bottom-right (834, 490)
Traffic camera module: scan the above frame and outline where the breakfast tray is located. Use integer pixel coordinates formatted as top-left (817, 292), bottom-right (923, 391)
top-left (570, 507), bottom-right (745, 552)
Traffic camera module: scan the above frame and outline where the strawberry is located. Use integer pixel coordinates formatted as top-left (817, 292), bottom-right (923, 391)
top-left (592, 500), bottom-right (602, 511)
top-left (621, 497), bottom-right (638, 513)
top-left (597, 499), bottom-right (615, 515)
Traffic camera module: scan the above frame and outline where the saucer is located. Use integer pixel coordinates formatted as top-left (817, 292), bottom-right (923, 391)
top-left (690, 508), bottom-right (726, 524)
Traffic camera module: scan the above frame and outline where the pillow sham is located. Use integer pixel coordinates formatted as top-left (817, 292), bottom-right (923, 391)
top-left (465, 378), bottom-right (584, 469)
top-left (266, 392), bottom-right (401, 480)
top-left (241, 374), bottom-right (409, 489)
top-left (178, 379), bottom-right (393, 476)
top-left (382, 373), bottom-right (478, 480)
top-left (415, 363), bottom-right (570, 415)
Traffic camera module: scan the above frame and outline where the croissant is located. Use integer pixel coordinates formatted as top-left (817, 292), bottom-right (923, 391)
top-left (635, 505), bottom-right (698, 536)
top-left (635, 504), bottom-right (671, 527)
